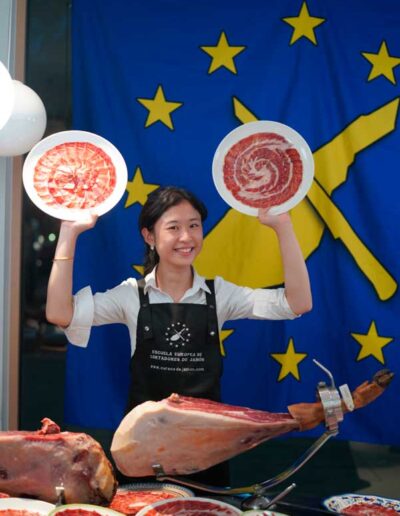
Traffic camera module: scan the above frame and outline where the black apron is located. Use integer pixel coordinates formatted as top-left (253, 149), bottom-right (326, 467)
top-left (124, 279), bottom-right (230, 486)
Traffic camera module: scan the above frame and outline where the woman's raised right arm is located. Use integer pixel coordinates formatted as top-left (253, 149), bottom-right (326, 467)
top-left (46, 215), bottom-right (97, 327)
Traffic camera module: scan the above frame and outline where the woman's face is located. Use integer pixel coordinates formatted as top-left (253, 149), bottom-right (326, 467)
top-left (142, 200), bottom-right (203, 270)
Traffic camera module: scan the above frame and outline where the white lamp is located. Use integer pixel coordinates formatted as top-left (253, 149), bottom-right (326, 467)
top-left (0, 60), bottom-right (14, 131)
top-left (0, 79), bottom-right (47, 157)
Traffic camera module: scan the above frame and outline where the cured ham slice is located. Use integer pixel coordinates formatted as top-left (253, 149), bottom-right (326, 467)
top-left (110, 490), bottom-right (187, 516)
top-left (33, 142), bottom-right (116, 210)
top-left (137, 497), bottom-right (242, 515)
top-left (223, 132), bottom-right (303, 208)
top-left (0, 418), bottom-right (117, 505)
top-left (341, 503), bottom-right (399, 515)
top-left (111, 394), bottom-right (299, 477)
top-left (111, 371), bottom-right (393, 478)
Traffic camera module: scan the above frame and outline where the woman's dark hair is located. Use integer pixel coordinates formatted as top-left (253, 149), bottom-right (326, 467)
top-left (139, 186), bottom-right (208, 275)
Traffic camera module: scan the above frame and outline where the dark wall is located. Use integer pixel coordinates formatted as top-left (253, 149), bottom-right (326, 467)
top-left (20, 0), bottom-right (72, 430)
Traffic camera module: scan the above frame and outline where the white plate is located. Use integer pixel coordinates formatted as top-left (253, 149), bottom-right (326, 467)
top-left (0, 497), bottom-right (55, 515)
top-left (135, 496), bottom-right (242, 515)
top-left (49, 504), bottom-right (124, 516)
top-left (242, 510), bottom-right (289, 515)
top-left (23, 130), bottom-right (128, 220)
top-left (323, 493), bottom-right (400, 513)
top-left (117, 482), bottom-right (193, 497)
top-left (212, 121), bottom-right (314, 216)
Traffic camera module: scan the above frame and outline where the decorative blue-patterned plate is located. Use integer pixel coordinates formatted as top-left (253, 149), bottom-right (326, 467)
top-left (323, 493), bottom-right (400, 513)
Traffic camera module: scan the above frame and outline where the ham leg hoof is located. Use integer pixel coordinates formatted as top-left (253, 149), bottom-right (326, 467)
top-left (288, 369), bottom-right (394, 431)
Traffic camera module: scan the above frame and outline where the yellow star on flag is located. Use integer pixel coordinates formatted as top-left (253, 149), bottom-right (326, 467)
top-left (219, 329), bottom-right (234, 357)
top-left (362, 41), bottom-right (400, 85)
top-left (137, 85), bottom-right (183, 129)
top-left (200, 31), bottom-right (246, 74)
top-left (271, 338), bottom-right (307, 381)
top-left (132, 264), bottom-right (144, 276)
top-left (125, 167), bottom-right (159, 208)
top-left (282, 2), bottom-right (326, 45)
top-left (351, 321), bottom-right (393, 364)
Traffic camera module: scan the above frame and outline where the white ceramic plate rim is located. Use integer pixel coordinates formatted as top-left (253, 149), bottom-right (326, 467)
top-left (322, 493), bottom-right (400, 512)
top-left (212, 120), bottom-right (314, 216)
top-left (0, 497), bottom-right (55, 514)
top-left (22, 130), bottom-right (128, 221)
top-left (0, 61), bottom-right (15, 130)
top-left (117, 482), bottom-right (193, 497)
top-left (135, 496), bottom-right (242, 515)
top-left (49, 503), bottom-right (124, 516)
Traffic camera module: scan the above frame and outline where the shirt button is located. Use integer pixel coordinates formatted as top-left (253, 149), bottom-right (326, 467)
top-left (144, 326), bottom-right (150, 332)
top-left (210, 331), bottom-right (216, 336)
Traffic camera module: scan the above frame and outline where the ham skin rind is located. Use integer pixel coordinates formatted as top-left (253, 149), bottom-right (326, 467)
top-left (111, 394), bottom-right (299, 477)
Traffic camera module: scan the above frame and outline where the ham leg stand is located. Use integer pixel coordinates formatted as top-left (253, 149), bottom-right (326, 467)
top-left (153, 360), bottom-right (344, 510)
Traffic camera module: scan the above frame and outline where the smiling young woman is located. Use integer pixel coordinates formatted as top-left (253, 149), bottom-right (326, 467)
top-left (46, 185), bottom-right (312, 486)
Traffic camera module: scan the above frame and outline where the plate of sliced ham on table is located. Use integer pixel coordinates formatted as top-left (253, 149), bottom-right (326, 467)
top-left (135, 497), bottom-right (242, 515)
top-left (49, 504), bottom-right (124, 516)
top-left (109, 483), bottom-right (193, 516)
top-left (0, 497), bottom-right (55, 516)
top-left (212, 120), bottom-right (314, 216)
top-left (23, 130), bottom-right (128, 220)
top-left (323, 493), bottom-right (400, 514)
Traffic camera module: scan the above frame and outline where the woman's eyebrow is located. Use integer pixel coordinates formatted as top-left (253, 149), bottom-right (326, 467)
top-left (164, 216), bottom-right (201, 224)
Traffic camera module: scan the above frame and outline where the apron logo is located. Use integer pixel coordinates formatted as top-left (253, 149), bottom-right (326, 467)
top-left (165, 322), bottom-right (191, 348)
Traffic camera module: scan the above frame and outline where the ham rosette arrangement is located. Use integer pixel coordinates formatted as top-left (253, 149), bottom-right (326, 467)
top-left (212, 120), bottom-right (314, 215)
top-left (33, 142), bottom-right (117, 210)
top-left (23, 130), bottom-right (127, 221)
top-left (223, 132), bottom-right (303, 209)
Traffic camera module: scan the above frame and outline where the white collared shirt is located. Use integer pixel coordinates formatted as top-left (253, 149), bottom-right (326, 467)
top-left (65, 267), bottom-right (298, 355)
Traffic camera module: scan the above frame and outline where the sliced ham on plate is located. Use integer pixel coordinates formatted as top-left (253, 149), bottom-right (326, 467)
top-left (23, 130), bottom-right (127, 220)
top-left (212, 120), bottom-right (314, 216)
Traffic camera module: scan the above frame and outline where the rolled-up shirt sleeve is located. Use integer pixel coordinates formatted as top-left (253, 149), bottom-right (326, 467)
top-left (64, 287), bottom-right (94, 347)
top-left (64, 282), bottom-right (132, 347)
top-left (215, 276), bottom-right (299, 326)
top-left (252, 287), bottom-right (298, 319)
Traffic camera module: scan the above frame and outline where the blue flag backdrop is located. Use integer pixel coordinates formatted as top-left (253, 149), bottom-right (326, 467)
top-left (67, 0), bottom-right (400, 445)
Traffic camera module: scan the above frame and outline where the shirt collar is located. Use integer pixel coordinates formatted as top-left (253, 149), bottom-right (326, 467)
top-left (143, 266), bottom-right (211, 296)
